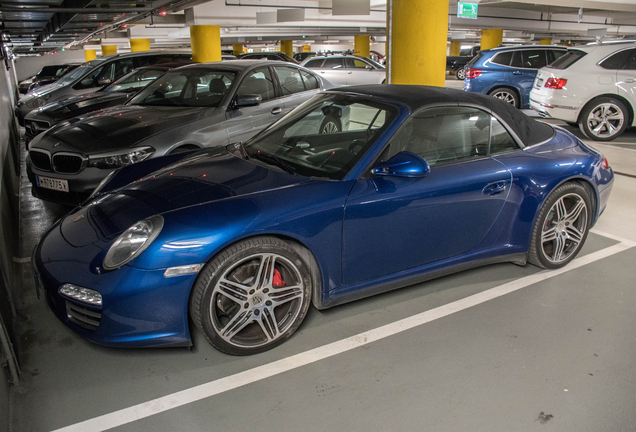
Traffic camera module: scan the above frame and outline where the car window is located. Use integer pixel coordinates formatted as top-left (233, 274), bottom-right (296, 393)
top-left (75, 65), bottom-right (106, 89)
top-left (466, 52), bottom-right (484, 68)
top-left (521, 50), bottom-right (547, 69)
top-left (345, 58), bottom-right (370, 69)
top-left (600, 48), bottom-right (635, 70)
top-left (490, 117), bottom-right (519, 154)
top-left (304, 58), bottom-right (324, 68)
top-left (625, 49), bottom-right (636, 70)
top-left (491, 51), bottom-right (513, 66)
top-left (546, 49), bottom-right (566, 64)
top-left (59, 63), bottom-right (101, 86)
top-left (548, 50), bottom-right (587, 69)
top-left (323, 58), bottom-right (344, 69)
top-left (388, 107), bottom-right (491, 166)
top-left (300, 69), bottom-right (320, 90)
top-left (105, 68), bottom-right (165, 93)
top-left (236, 67), bottom-right (276, 101)
top-left (100, 59), bottom-right (134, 82)
top-left (275, 66), bottom-right (305, 95)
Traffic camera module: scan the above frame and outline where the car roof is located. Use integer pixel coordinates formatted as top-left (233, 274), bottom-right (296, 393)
top-left (483, 45), bottom-right (567, 53)
top-left (175, 60), bottom-right (301, 71)
top-left (568, 41), bottom-right (636, 54)
top-left (330, 84), bottom-right (554, 146)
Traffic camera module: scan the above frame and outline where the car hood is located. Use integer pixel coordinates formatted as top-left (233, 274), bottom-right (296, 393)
top-left (25, 92), bottom-right (131, 122)
top-left (33, 105), bottom-right (211, 154)
top-left (22, 82), bottom-right (61, 100)
top-left (60, 148), bottom-right (312, 247)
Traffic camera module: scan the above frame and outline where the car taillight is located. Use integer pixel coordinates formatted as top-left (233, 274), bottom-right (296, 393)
top-left (602, 156), bottom-right (610, 169)
top-left (466, 68), bottom-right (481, 79)
top-left (544, 78), bottom-right (567, 89)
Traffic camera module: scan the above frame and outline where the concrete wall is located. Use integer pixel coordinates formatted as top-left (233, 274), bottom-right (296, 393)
top-left (14, 50), bottom-right (87, 81)
top-left (0, 57), bottom-right (22, 432)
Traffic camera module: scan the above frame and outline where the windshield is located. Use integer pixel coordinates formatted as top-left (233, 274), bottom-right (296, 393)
top-left (129, 68), bottom-right (235, 107)
top-left (242, 93), bottom-right (398, 180)
top-left (56, 61), bottom-right (103, 86)
top-left (104, 67), bottom-right (167, 93)
top-left (548, 50), bottom-right (586, 69)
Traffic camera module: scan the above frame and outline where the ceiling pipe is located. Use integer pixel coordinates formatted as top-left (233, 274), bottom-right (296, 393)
top-left (224, 0), bottom-right (387, 13)
top-left (0, 6), bottom-right (153, 13)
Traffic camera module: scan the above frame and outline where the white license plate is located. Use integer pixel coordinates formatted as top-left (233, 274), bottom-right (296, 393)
top-left (535, 78), bottom-right (544, 89)
top-left (36, 175), bottom-right (69, 192)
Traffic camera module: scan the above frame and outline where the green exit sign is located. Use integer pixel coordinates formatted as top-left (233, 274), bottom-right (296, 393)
top-left (457, 2), bottom-right (478, 19)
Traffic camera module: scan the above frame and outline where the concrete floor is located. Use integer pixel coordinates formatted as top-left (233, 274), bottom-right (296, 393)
top-left (9, 84), bottom-right (636, 431)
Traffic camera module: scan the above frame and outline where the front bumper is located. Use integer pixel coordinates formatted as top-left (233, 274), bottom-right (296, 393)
top-left (34, 221), bottom-right (196, 348)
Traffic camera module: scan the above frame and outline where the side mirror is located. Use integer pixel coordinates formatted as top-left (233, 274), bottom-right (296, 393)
top-left (365, 65), bottom-right (374, 70)
top-left (373, 151), bottom-right (430, 178)
top-left (234, 94), bottom-right (262, 108)
top-left (97, 78), bottom-right (112, 86)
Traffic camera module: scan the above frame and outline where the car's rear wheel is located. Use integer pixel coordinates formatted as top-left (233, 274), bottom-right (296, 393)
top-left (320, 116), bottom-right (341, 134)
top-left (190, 237), bottom-right (312, 355)
top-left (528, 182), bottom-right (591, 269)
top-left (488, 87), bottom-right (519, 108)
top-left (578, 97), bottom-right (628, 141)
top-left (456, 68), bottom-right (466, 80)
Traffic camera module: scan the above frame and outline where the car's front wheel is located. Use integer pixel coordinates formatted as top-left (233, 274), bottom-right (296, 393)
top-left (528, 182), bottom-right (591, 269)
top-left (456, 68), bottom-right (466, 80)
top-left (190, 237), bottom-right (312, 355)
top-left (579, 97), bottom-right (628, 141)
top-left (488, 87), bottom-right (519, 108)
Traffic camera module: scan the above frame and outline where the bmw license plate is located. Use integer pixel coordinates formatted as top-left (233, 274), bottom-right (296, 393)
top-left (36, 175), bottom-right (69, 192)
top-left (535, 78), bottom-right (544, 89)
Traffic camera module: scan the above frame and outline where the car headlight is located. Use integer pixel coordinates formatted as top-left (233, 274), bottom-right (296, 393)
top-left (88, 146), bottom-right (155, 169)
top-left (103, 215), bottom-right (164, 270)
top-left (25, 94), bottom-right (52, 108)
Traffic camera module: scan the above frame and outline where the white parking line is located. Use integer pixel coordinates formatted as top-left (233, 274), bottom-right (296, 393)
top-left (52, 238), bottom-right (634, 432)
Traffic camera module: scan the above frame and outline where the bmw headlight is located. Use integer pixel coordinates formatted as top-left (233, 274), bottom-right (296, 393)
top-left (88, 146), bottom-right (155, 169)
top-left (25, 94), bottom-right (52, 108)
top-left (103, 215), bottom-right (164, 270)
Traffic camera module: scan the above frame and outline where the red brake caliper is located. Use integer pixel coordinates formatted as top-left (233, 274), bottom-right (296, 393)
top-left (272, 268), bottom-right (286, 287)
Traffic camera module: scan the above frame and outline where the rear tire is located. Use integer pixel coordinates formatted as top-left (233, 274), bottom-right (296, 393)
top-left (319, 116), bottom-right (341, 134)
top-left (578, 97), bottom-right (628, 141)
top-left (456, 68), bottom-right (466, 80)
top-left (488, 87), bottom-right (519, 108)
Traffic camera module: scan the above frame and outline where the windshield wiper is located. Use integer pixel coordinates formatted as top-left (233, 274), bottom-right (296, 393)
top-left (227, 142), bottom-right (250, 160)
top-left (251, 152), bottom-right (297, 175)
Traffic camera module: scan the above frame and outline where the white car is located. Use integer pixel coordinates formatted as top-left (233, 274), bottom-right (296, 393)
top-left (529, 42), bottom-right (636, 141)
top-left (301, 55), bottom-right (385, 86)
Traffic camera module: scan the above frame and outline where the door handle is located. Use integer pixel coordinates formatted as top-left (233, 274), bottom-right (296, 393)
top-left (512, 71), bottom-right (522, 75)
top-left (483, 181), bottom-right (507, 195)
top-left (625, 79), bottom-right (636, 83)
top-left (271, 107), bottom-right (282, 115)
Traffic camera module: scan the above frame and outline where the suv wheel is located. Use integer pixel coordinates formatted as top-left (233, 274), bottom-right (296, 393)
top-left (488, 87), bottom-right (519, 108)
top-left (456, 68), bottom-right (466, 80)
top-left (579, 97), bottom-right (628, 141)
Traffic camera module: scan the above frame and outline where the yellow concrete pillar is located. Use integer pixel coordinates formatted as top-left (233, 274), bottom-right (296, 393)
top-left (540, 38), bottom-right (551, 45)
top-left (355, 35), bottom-right (370, 58)
top-left (101, 45), bottom-right (117, 56)
top-left (481, 29), bottom-right (502, 50)
top-left (281, 40), bottom-right (293, 57)
top-left (84, 49), bottom-right (97, 61)
top-left (130, 38), bottom-right (151, 52)
top-left (302, 45), bottom-right (311, 52)
top-left (190, 25), bottom-right (222, 63)
top-left (233, 44), bottom-right (244, 56)
top-left (449, 41), bottom-right (461, 56)
top-left (389, 0), bottom-right (449, 86)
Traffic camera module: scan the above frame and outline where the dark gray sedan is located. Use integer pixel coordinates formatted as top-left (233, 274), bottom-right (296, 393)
top-left (26, 61), bottom-right (331, 205)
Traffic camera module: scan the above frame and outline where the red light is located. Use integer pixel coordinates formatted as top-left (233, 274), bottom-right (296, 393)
top-left (159, 10), bottom-right (167, 16)
top-left (602, 156), bottom-right (610, 169)
top-left (544, 78), bottom-right (567, 89)
top-left (466, 68), bottom-right (481, 79)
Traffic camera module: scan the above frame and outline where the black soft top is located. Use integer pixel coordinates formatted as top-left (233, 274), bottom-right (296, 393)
top-left (332, 84), bottom-right (554, 147)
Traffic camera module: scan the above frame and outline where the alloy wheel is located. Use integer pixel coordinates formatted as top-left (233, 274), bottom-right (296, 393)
top-left (585, 103), bottom-right (624, 140)
top-left (540, 193), bottom-right (587, 265)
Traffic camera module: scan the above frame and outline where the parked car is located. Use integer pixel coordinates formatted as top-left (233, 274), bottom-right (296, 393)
top-left (15, 50), bottom-right (192, 125)
top-left (18, 63), bottom-right (80, 94)
top-left (446, 45), bottom-right (480, 80)
top-left (33, 85), bottom-right (613, 354)
top-left (236, 51), bottom-right (298, 63)
top-left (293, 51), bottom-right (342, 63)
top-left (463, 45), bottom-right (568, 108)
top-left (530, 42), bottom-right (636, 141)
top-left (301, 55), bottom-right (385, 86)
top-left (24, 63), bottom-right (191, 143)
top-left (26, 61), bottom-right (330, 205)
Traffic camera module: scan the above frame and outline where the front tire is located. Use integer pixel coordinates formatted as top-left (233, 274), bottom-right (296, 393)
top-left (190, 237), bottom-right (312, 355)
top-left (578, 97), bottom-right (628, 141)
top-left (528, 183), bottom-right (591, 269)
top-left (488, 87), bottom-right (519, 108)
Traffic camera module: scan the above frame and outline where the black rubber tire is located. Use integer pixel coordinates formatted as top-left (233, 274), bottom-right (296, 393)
top-left (456, 68), bottom-right (466, 80)
top-left (189, 236), bottom-right (312, 355)
top-left (528, 182), bottom-right (592, 270)
top-left (169, 145), bottom-right (199, 154)
top-left (578, 97), bottom-right (629, 142)
top-left (488, 87), bottom-right (519, 108)
top-left (319, 116), bottom-right (341, 134)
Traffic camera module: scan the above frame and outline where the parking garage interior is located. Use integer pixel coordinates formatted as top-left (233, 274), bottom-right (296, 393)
top-left (2, 0), bottom-right (636, 431)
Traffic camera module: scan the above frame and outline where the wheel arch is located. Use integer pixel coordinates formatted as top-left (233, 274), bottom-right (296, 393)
top-left (577, 93), bottom-right (635, 127)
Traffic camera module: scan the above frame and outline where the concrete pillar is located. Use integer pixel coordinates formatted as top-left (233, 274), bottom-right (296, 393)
top-left (449, 41), bottom-right (461, 56)
top-left (101, 45), bottom-right (117, 56)
top-left (302, 44), bottom-right (311, 52)
top-left (190, 25), bottom-right (222, 63)
top-left (389, 0), bottom-right (449, 86)
top-left (281, 40), bottom-right (293, 57)
top-left (355, 35), bottom-right (370, 58)
top-left (233, 44), bottom-right (244, 55)
top-left (481, 29), bottom-right (502, 50)
top-left (130, 38), bottom-right (151, 52)
top-left (540, 38), bottom-right (552, 45)
top-left (85, 50), bottom-right (97, 61)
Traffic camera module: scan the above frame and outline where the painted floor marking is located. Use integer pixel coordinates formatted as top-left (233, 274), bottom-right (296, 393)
top-left (52, 239), bottom-right (634, 432)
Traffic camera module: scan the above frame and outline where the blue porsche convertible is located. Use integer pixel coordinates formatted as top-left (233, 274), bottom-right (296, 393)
top-left (33, 85), bottom-right (614, 355)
